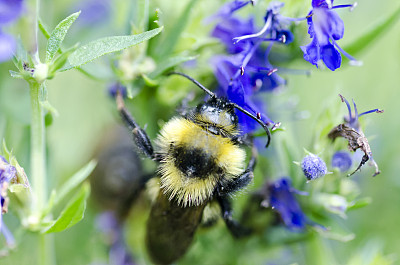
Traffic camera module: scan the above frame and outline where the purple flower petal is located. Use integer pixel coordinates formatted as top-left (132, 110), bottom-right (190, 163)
top-left (312, 0), bottom-right (331, 8)
top-left (302, 0), bottom-right (355, 71)
top-left (0, 0), bottom-right (23, 24)
top-left (1, 221), bottom-right (15, 246)
top-left (72, 0), bottom-right (111, 26)
top-left (320, 42), bottom-right (341, 71)
top-left (301, 38), bottom-right (320, 67)
top-left (0, 32), bottom-right (16, 62)
top-left (205, 0), bottom-right (251, 23)
top-left (268, 178), bottom-right (308, 231)
top-left (327, 11), bottom-right (344, 40)
top-left (211, 16), bottom-right (255, 54)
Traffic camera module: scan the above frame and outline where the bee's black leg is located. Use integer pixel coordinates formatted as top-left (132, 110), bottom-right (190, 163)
top-left (218, 148), bottom-right (257, 196)
top-left (217, 195), bottom-right (252, 238)
top-left (116, 92), bottom-right (161, 161)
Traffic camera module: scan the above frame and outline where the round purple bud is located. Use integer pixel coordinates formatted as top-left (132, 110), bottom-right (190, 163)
top-left (301, 154), bottom-right (327, 180)
top-left (107, 82), bottom-right (127, 99)
top-left (331, 151), bottom-right (352, 172)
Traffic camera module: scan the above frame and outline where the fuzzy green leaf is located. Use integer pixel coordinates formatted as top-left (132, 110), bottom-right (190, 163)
top-left (46, 11), bottom-right (81, 62)
top-left (64, 27), bottom-right (163, 70)
top-left (348, 197), bottom-right (372, 211)
top-left (53, 160), bottom-right (96, 208)
top-left (43, 182), bottom-right (90, 233)
top-left (154, 0), bottom-right (197, 59)
top-left (40, 100), bottom-right (59, 117)
top-left (132, 0), bottom-right (149, 32)
top-left (344, 6), bottom-right (400, 56)
top-left (9, 70), bottom-right (23, 79)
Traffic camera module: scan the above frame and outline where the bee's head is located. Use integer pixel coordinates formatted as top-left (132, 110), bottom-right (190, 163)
top-left (195, 97), bottom-right (238, 132)
top-left (168, 72), bottom-right (272, 147)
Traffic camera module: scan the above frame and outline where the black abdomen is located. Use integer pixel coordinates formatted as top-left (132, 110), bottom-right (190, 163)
top-left (146, 192), bottom-right (205, 264)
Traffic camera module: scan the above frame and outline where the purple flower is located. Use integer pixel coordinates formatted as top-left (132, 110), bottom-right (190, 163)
top-left (331, 151), bottom-right (352, 172)
top-left (211, 55), bottom-right (274, 133)
top-left (0, 31), bottom-right (16, 62)
top-left (0, 155), bottom-right (17, 246)
top-left (301, 0), bottom-right (358, 71)
top-left (205, 0), bottom-right (253, 23)
top-left (72, 0), bottom-right (111, 26)
top-left (210, 1), bottom-right (293, 133)
top-left (266, 178), bottom-right (308, 231)
top-left (301, 153), bottom-right (327, 180)
top-left (0, 0), bottom-right (24, 63)
top-left (108, 82), bottom-right (127, 99)
top-left (96, 212), bottom-right (136, 265)
top-left (232, 2), bottom-right (293, 45)
top-left (211, 16), bottom-right (255, 54)
top-left (339, 94), bottom-right (383, 130)
top-left (0, 0), bottom-right (24, 24)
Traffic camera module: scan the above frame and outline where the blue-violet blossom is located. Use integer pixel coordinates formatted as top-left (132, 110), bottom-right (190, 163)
top-left (108, 82), bottom-right (127, 99)
top-left (339, 94), bottom-right (383, 130)
top-left (301, 0), bottom-right (358, 71)
top-left (331, 151), bottom-right (352, 172)
top-left (266, 177), bottom-right (308, 231)
top-left (0, 0), bottom-right (24, 62)
top-left (72, 0), bottom-right (111, 26)
top-left (96, 211), bottom-right (135, 265)
top-left (0, 155), bottom-right (16, 246)
top-left (210, 1), bottom-right (291, 133)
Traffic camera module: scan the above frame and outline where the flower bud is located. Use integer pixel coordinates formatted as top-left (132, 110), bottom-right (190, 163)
top-left (33, 63), bottom-right (49, 83)
top-left (301, 154), bottom-right (327, 180)
top-left (331, 151), bottom-right (352, 172)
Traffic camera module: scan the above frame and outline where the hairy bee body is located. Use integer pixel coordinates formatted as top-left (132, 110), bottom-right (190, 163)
top-left (157, 114), bottom-right (246, 207)
top-left (115, 75), bottom-right (265, 264)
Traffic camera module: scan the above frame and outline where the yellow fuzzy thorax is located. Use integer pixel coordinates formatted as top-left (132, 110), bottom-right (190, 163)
top-left (156, 117), bottom-right (246, 207)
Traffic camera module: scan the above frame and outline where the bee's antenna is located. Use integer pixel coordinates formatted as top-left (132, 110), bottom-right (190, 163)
top-left (230, 103), bottom-right (271, 148)
top-left (168, 71), bottom-right (215, 98)
top-left (168, 71), bottom-right (272, 148)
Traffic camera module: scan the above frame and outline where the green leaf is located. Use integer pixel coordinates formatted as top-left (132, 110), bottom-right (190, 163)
top-left (344, 5), bottom-right (400, 56)
top-left (154, 0), bottom-right (198, 59)
top-left (53, 160), bottom-right (96, 208)
top-left (131, 0), bottom-right (149, 33)
top-left (64, 27), bottom-right (163, 70)
top-left (9, 70), bottom-right (23, 79)
top-left (40, 100), bottom-right (59, 117)
top-left (48, 44), bottom-right (79, 75)
top-left (348, 197), bottom-right (372, 211)
top-left (141, 74), bottom-right (159, 87)
top-left (43, 182), bottom-right (90, 233)
top-left (149, 55), bottom-right (197, 78)
top-left (38, 18), bottom-right (51, 39)
top-left (46, 11), bottom-right (81, 62)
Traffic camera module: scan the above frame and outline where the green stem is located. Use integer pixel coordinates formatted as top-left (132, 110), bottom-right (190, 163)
top-left (30, 82), bottom-right (54, 265)
top-left (39, 233), bottom-right (55, 265)
top-left (30, 82), bottom-right (47, 212)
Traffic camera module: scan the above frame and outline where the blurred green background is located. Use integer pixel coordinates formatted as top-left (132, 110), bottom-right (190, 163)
top-left (0, 0), bottom-right (399, 264)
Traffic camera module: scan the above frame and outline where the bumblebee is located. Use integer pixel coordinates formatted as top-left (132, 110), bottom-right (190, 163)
top-left (115, 72), bottom-right (271, 264)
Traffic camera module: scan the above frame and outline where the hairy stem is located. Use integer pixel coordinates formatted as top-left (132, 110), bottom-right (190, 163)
top-left (29, 82), bottom-right (47, 212)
